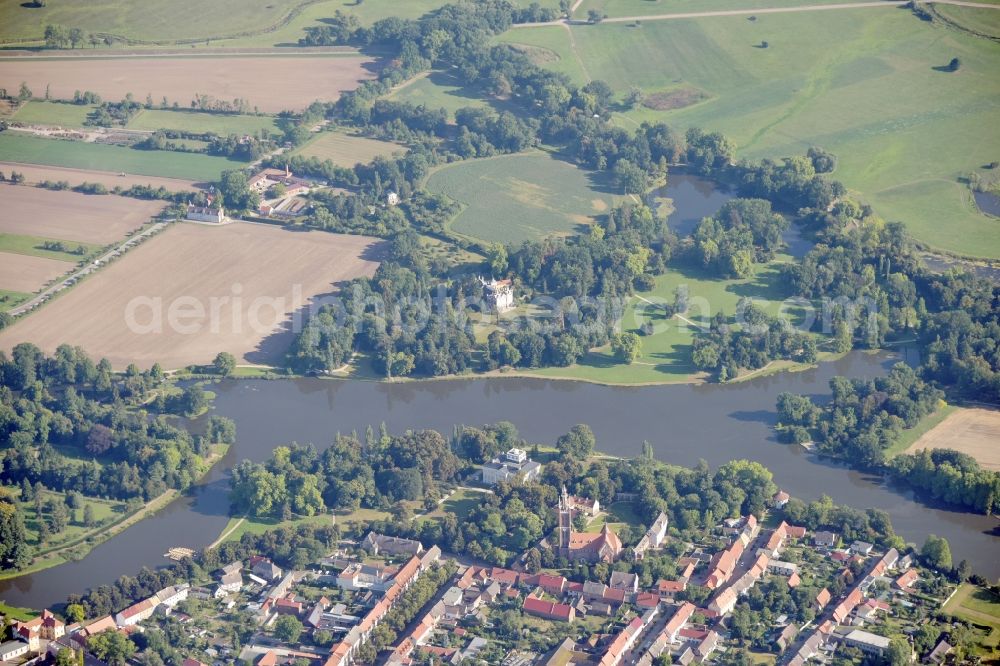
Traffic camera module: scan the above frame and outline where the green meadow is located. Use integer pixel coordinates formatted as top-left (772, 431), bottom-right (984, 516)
top-left (292, 130), bottom-right (405, 167)
top-left (127, 109), bottom-right (280, 135)
top-left (11, 101), bottom-right (94, 128)
top-left (529, 253), bottom-right (806, 384)
top-left (500, 9), bottom-right (1000, 258)
top-left (0, 290), bottom-right (31, 313)
top-left (425, 151), bottom-right (617, 245)
top-left (387, 71), bottom-right (492, 119)
top-left (0, 232), bottom-right (101, 263)
top-left (0, 133), bottom-right (247, 182)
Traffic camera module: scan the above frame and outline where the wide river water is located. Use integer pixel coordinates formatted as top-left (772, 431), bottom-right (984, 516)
top-left (2, 351), bottom-right (998, 608)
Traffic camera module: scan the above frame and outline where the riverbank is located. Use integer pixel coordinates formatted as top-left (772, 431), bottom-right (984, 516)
top-left (0, 444), bottom-right (229, 583)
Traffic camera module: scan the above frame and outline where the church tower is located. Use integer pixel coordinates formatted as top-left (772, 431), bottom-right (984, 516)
top-left (558, 485), bottom-right (572, 556)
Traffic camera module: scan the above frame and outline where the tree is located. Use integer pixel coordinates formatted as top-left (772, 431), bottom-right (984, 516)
top-left (213, 351), bottom-right (236, 376)
top-left (82, 504), bottom-right (95, 527)
top-left (55, 649), bottom-right (77, 666)
top-left (611, 332), bottom-right (642, 364)
top-left (948, 57), bottom-right (961, 72)
top-left (89, 631), bottom-right (136, 666)
top-left (273, 615), bottom-right (303, 643)
top-left (888, 637), bottom-right (911, 666)
top-left (556, 424), bottom-right (596, 459)
top-left (487, 243), bottom-right (508, 277)
top-left (0, 502), bottom-right (31, 570)
top-left (17, 81), bottom-right (32, 102)
top-left (65, 603), bottom-right (86, 623)
top-left (921, 534), bottom-right (952, 571)
top-left (217, 169), bottom-right (260, 212)
top-left (587, 9), bottom-right (604, 23)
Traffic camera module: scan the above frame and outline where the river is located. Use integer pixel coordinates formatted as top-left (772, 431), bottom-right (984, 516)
top-left (2, 351), bottom-right (998, 609)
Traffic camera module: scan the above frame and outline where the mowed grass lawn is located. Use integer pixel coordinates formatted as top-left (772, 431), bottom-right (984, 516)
top-left (426, 151), bottom-right (616, 244)
top-left (292, 130), bottom-right (405, 168)
top-left (127, 109), bottom-right (279, 135)
top-left (11, 101), bottom-right (94, 127)
top-left (0, 133), bottom-right (247, 182)
top-left (500, 9), bottom-right (1000, 258)
top-left (388, 71), bottom-right (492, 119)
top-left (530, 253), bottom-right (802, 384)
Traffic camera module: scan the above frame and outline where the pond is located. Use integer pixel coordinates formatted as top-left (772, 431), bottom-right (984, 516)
top-left (2, 350), bottom-right (997, 609)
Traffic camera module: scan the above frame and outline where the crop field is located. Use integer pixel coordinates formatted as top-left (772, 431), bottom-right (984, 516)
top-left (904, 407), bottom-right (1000, 470)
top-left (126, 109), bottom-right (280, 135)
top-left (0, 252), bottom-right (70, 293)
top-left (576, 0), bottom-right (858, 17)
top-left (0, 222), bottom-right (384, 369)
top-left (0, 161), bottom-right (201, 192)
top-left (9, 101), bottom-right (94, 128)
top-left (426, 151), bottom-right (616, 244)
top-left (0, 134), bottom-right (246, 182)
top-left (292, 130), bottom-right (405, 167)
top-left (530, 254), bottom-right (800, 384)
top-left (0, 54), bottom-right (375, 114)
top-left (0, 186), bottom-right (164, 244)
top-left (501, 9), bottom-right (1000, 258)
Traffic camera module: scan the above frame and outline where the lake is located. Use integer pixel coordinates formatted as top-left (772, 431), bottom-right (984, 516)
top-left (2, 351), bottom-right (997, 609)
top-left (651, 174), bottom-right (813, 258)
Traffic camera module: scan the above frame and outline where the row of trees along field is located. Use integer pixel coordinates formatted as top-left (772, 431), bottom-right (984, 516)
top-left (0, 344), bottom-right (235, 571)
top-left (266, 0), bottom-right (994, 396)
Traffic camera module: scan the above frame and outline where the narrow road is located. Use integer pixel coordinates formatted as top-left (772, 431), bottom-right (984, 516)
top-left (11, 221), bottom-right (168, 317)
top-left (515, 0), bottom-right (1000, 28)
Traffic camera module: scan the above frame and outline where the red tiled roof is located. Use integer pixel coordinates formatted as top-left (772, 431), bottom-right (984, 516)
top-left (635, 592), bottom-right (659, 608)
top-left (523, 595), bottom-right (574, 622)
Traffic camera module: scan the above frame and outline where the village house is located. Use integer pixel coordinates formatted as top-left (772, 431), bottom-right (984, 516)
top-left (115, 597), bottom-right (157, 627)
top-left (633, 511), bottom-right (669, 561)
top-left (609, 571), bottom-right (639, 593)
top-left (522, 595), bottom-right (576, 623)
top-left (248, 166), bottom-right (310, 196)
top-left (813, 530), bottom-right (838, 548)
top-left (481, 448), bottom-right (541, 486)
top-left (216, 570), bottom-right (243, 597)
top-left (851, 541), bottom-right (874, 556)
top-left (336, 563), bottom-right (392, 592)
top-left (568, 495), bottom-right (600, 517)
top-left (14, 610), bottom-right (65, 651)
top-left (895, 569), bottom-right (919, 591)
top-left (772, 490), bottom-right (790, 508)
top-left (251, 557), bottom-right (284, 582)
top-left (842, 629), bottom-right (891, 655)
top-left (363, 532), bottom-right (425, 557)
top-left (0, 640), bottom-right (30, 662)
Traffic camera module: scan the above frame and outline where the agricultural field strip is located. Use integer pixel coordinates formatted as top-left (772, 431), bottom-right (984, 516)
top-left (514, 0), bottom-right (1000, 26)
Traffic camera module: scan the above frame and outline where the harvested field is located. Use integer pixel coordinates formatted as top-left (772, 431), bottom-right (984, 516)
top-left (0, 186), bottom-right (164, 244)
top-left (0, 222), bottom-right (383, 369)
top-left (0, 54), bottom-right (377, 113)
top-left (0, 252), bottom-right (70, 293)
top-left (0, 161), bottom-right (201, 192)
top-left (904, 407), bottom-right (1000, 471)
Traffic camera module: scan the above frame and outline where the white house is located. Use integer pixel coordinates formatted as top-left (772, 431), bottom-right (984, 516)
top-left (481, 448), bottom-right (541, 485)
top-left (186, 205), bottom-right (225, 223)
top-left (479, 277), bottom-right (515, 313)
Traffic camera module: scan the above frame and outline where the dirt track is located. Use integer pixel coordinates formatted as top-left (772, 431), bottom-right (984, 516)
top-left (0, 222), bottom-right (383, 369)
top-left (905, 407), bottom-right (1000, 471)
top-left (0, 251), bottom-right (71, 292)
top-left (0, 54), bottom-right (376, 113)
top-left (0, 185), bottom-right (164, 244)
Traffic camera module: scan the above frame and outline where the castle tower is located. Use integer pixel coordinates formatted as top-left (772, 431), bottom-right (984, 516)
top-left (558, 485), bottom-right (572, 556)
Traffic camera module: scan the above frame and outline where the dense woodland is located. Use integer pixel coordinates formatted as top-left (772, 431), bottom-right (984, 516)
top-left (0, 345), bottom-right (235, 571)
